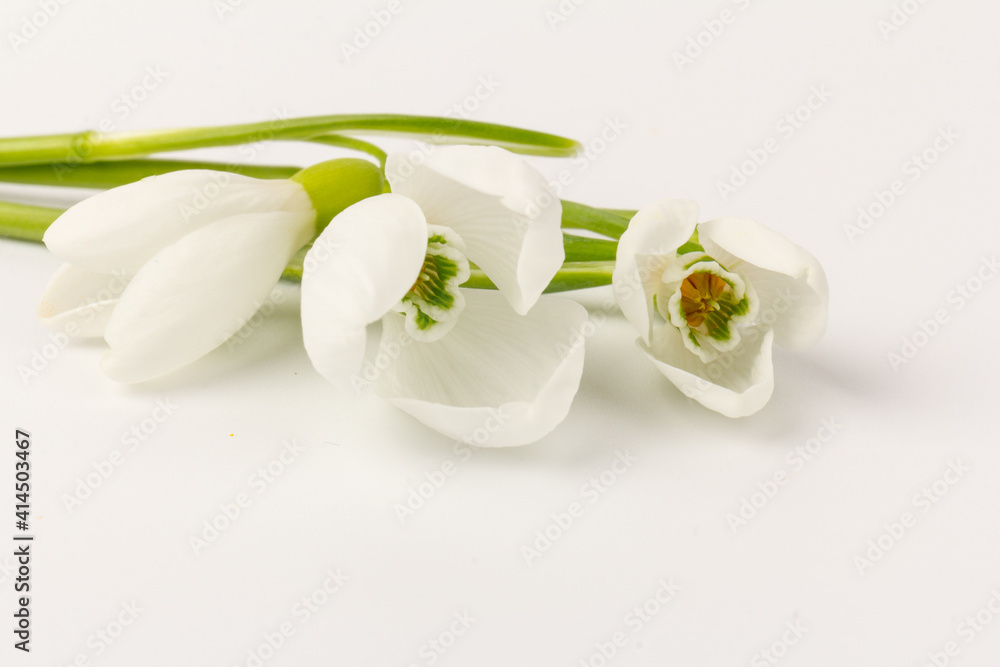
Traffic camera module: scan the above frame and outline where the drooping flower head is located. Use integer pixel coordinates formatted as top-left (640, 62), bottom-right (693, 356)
top-left (613, 199), bottom-right (828, 417)
top-left (39, 159), bottom-right (383, 382)
top-left (300, 146), bottom-right (588, 447)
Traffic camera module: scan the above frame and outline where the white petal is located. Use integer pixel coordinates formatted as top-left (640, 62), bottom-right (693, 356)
top-left (300, 194), bottom-right (428, 388)
top-left (386, 146), bottom-right (563, 315)
top-left (699, 217), bottom-right (828, 350)
top-left (43, 171), bottom-right (313, 275)
top-left (642, 324), bottom-right (774, 418)
top-left (100, 210), bottom-right (315, 383)
top-left (612, 199), bottom-right (700, 344)
top-left (38, 263), bottom-right (128, 337)
top-left (374, 289), bottom-right (587, 447)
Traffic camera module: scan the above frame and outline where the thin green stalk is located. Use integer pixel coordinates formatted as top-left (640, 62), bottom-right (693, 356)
top-left (0, 114), bottom-right (580, 167)
top-left (308, 135), bottom-right (387, 169)
top-left (287, 235), bottom-right (617, 280)
top-left (0, 201), bottom-right (62, 242)
top-left (283, 247), bottom-right (616, 291)
top-left (0, 159), bottom-right (300, 189)
top-left (284, 259), bottom-right (615, 293)
top-left (561, 200), bottom-right (631, 240)
top-left (459, 262), bottom-right (615, 293)
top-left (281, 246), bottom-right (310, 282)
top-left (0, 134), bottom-right (388, 189)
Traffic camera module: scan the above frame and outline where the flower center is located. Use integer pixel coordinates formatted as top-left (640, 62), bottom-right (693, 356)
top-left (657, 254), bottom-right (757, 362)
top-left (394, 225), bottom-right (470, 342)
top-left (679, 272), bottom-right (728, 329)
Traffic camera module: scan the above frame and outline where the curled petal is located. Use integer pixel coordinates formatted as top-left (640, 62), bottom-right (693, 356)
top-left (43, 171), bottom-right (313, 275)
top-left (38, 263), bottom-right (127, 337)
top-left (300, 194), bottom-right (428, 388)
top-left (642, 324), bottom-right (775, 418)
top-left (101, 210), bottom-right (315, 383)
top-left (612, 199), bottom-right (700, 344)
top-left (386, 146), bottom-right (562, 315)
top-left (374, 289), bottom-right (587, 447)
top-left (699, 217), bottom-right (828, 350)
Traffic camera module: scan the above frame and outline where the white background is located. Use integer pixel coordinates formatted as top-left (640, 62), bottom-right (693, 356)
top-left (2, 0), bottom-right (1000, 665)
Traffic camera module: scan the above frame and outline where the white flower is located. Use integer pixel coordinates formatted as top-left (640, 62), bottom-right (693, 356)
top-left (39, 170), bottom-right (317, 382)
top-left (613, 199), bottom-right (828, 417)
top-left (300, 146), bottom-right (588, 447)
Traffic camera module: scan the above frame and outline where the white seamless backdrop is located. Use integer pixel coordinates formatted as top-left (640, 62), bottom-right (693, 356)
top-left (1, 1), bottom-right (999, 665)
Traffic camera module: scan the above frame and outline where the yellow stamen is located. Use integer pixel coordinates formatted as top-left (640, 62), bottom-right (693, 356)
top-left (679, 271), bottom-right (727, 328)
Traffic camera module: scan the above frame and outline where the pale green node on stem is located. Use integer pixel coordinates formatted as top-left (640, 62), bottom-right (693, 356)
top-left (291, 158), bottom-right (386, 233)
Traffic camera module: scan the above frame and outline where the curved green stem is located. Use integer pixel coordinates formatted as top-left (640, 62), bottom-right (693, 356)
top-left (0, 135), bottom-right (385, 190)
top-left (308, 134), bottom-right (387, 169)
top-left (0, 114), bottom-right (580, 167)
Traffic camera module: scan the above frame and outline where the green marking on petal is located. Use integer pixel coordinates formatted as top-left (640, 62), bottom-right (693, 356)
top-left (682, 254), bottom-right (712, 270)
top-left (395, 225), bottom-right (471, 342)
top-left (413, 309), bottom-right (436, 331)
top-left (663, 257), bottom-right (758, 362)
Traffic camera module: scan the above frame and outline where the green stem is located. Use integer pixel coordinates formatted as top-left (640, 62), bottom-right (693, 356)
top-left (281, 246), bottom-right (310, 282)
top-left (0, 134), bottom-right (388, 189)
top-left (0, 161), bottom-right (637, 247)
top-left (542, 261), bottom-right (615, 292)
top-left (0, 201), bottom-right (62, 242)
top-left (562, 233), bottom-right (617, 262)
top-left (1, 201), bottom-right (619, 293)
top-left (561, 200), bottom-right (631, 240)
top-left (458, 262), bottom-right (615, 293)
top-left (281, 255), bottom-right (615, 293)
top-left (308, 135), bottom-right (387, 169)
top-left (600, 207), bottom-right (637, 219)
top-left (0, 114), bottom-right (580, 167)
top-left (0, 159), bottom-right (299, 189)
top-left (281, 246), bottom-right (617, 291)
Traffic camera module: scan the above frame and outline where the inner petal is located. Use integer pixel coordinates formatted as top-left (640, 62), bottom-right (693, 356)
top-left (660, 259), bottom-right (756, 363)
top-left (394, 225), bottom-right (471, 342)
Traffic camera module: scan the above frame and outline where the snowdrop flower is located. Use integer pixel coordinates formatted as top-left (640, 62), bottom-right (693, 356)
top-left (39, 160), bottom-right (383, 383)
top-left (613, 199), bottom-right (828, 417)
top-left (301, 146), bottom-right (588, 447)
